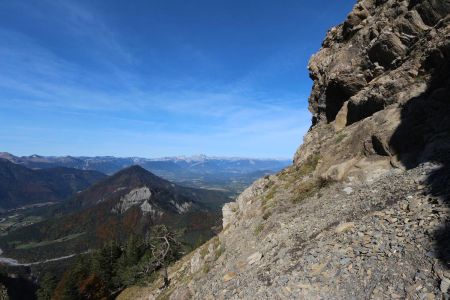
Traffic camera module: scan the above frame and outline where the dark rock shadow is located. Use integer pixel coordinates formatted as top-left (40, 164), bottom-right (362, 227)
top-left (389, 38), bottom-right (450, 267)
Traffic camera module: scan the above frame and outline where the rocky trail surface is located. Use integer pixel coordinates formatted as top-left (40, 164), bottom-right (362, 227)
top-left (120, 161), bottom-right (449, 299)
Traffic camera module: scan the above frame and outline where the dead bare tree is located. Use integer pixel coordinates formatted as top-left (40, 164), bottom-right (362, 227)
top-left (144, 225), bottom-right (182, 289)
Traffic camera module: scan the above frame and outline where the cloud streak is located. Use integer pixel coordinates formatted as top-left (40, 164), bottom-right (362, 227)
top-left (0, 0), bottom-right (323, 158)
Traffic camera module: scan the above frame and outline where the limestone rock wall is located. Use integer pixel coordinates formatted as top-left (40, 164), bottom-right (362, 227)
top-left (307, 0), bottom-right (449, 126)
top-left (294, 0), bottom-right (450, 183)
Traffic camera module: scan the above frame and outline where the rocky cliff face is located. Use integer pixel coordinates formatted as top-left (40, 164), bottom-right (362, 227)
top-left (295, 0), bottom-right (450, 184)
top-left (308, 0), bottom-right (449, 126)
top-left (119, 1), bottom-right (450, 299)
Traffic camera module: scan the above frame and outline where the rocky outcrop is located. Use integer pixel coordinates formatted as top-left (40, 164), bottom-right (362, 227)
top-left (119, 1), bottom-right (450, 299)
top-left (113, 187), bottom-right (153, 213)
top-left (307, 0), bottom-right (449, 125)
top-left (295, 0), bottom-right (450, 184)
top-left (222, 176), bottom-right (271, 229)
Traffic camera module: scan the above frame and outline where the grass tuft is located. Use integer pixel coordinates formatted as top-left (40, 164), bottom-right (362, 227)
top-left (298, 154), bottom-right (321, 176)
top-left (292, 178), bottom-right (330, 204)
top-left (199, 245), bottom-right (208, 258)
top-left (214, 245), bottom-right (224, 259)
top-left (254, 223), bottom-right (265, 235)
top-left (335, 132), bottom-right (347, 143)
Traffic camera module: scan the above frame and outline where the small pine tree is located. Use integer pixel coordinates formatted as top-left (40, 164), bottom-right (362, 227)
top-left (60, 271), bottom-right (82, 300)
top-left (78, 274), bottom-right (108, 300)
top-left (60, 255), bottom-right (91, 300)
top-left (124, 234), bottom-right (141, 266)
top-left (90, 240), bottom-right (123, 293)
top-left (0, 283), bottom-right (8, 300)
top-left (114, 235), bottom-right (143, 287)
top-left (37, 272), bottom-right (57, 300)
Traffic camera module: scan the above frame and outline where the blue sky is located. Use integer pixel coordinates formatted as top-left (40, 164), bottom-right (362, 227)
top-left (0, 0), bottom-right (355, 158)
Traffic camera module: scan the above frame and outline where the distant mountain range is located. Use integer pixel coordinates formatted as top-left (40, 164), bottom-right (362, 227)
top-left (0, 152), bottom-right (290, 194)
top-left (0, 158), bottom-right (106, 211)
top-left (0, 152), bottom-right (290, 174)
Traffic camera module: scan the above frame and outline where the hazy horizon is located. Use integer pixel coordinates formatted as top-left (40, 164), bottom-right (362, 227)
top-left (1, 151), bottom-right (291, 161)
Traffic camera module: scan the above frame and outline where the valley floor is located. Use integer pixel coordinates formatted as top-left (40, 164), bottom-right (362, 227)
top-left (0, 249), bottom-right (87, 267)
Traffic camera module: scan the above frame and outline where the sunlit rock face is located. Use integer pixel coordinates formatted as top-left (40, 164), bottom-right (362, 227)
top-left (307, 0), bottom-right (449, 126)
top-left (170, 200), bottom-right (192, 214)
top-left (112, 186), bottom-right (193, 215)
top-left (294, 0), bottom-right (450, 183)
top-left (113, 186), bottom-right (152, 213)
top-left (140, 200), bottom-right (164, 217)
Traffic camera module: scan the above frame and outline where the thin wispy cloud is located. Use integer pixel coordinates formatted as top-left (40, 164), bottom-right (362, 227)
top-left (0, 0), bottom-right (355, 158)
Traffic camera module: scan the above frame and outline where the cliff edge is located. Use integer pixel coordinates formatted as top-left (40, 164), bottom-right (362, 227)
top-left (119, 0), bottom-right (450, 299)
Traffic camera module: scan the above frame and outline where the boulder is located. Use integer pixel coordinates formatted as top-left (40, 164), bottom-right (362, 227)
top-left (190, 252), bottom-right (203, 274)
top-left (169, 287), bottom-right (192, 300)
top-left (247, 252), bottom-right (263, 265)
top-left (335, 222), bottom-right (355, 233)
top-left (223, 272), bottom-right (237, 282)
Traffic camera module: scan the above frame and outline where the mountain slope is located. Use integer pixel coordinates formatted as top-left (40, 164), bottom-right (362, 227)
top-left (0, 166), bottom-right (231, 261)
top-left (0, 159), bottom-right (106, 211)
top-left (118, 1), bottom-right (450, 299)
top-left (64, 165), bottom-right (230, 213)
